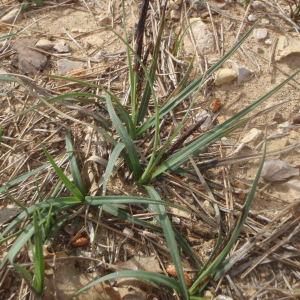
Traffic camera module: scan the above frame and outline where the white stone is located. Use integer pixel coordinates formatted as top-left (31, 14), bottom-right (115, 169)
top-left (35, 39), bottom-right (54, 50)
top-left (214, 68), bottom-right (237, 86)
top-left (0, 8), bottom-right (20, 24)
top-left (265, 38), bottom-right (272, 45)
top-left (183, 18), bottom-right (214, 55)
top-left (253, 28), bottom-right (268, 41)
top-left (248, 14), bottom-right (258, 22)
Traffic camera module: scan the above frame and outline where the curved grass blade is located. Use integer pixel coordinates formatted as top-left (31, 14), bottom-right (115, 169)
top-left (75, 270), bottom-right (180, 296)
top-left (152, 70), bottom-right (300, 179)
top-left (105, 94), bottom-right (142, 178)
top-left (44, 149), bottom-right (84, 201)
top-left (100, 142), bottom-right (124, 195)
top-left (189, 144), bottom-right (266, 294)
top-left (145, 186), bottom-right (189, 300)
top-left (65, 131), bottom-right (87, 195)
top-left (137, 24), bottom-right (256, 136)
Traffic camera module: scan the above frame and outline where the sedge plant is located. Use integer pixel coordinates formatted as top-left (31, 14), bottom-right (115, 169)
top-left (0, 5), bottom-right (299, 299)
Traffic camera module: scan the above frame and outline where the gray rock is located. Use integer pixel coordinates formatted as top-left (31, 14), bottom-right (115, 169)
top-left (0, 8), bottom-right (21, 24)
top-left (262, 159), bottom-right (299, 182)
top-left (57, 59), bottom-right (85, 75)
top-left (183, 18), bottom-right (214, 55)
top-left (54, 41), bottom-right (70, 53)
top-left (36, 39), bottom-right (54, 50)
top-left (251, 1), bottom-right (266, 10)
top-left (253, 28), bottom-right (268, 41)
top-left (214, 68), bottom-right (237, 86)
top-left (13, 38), bottom-right (48, 75)
top-left (236, 66), bottom-right (253, 84)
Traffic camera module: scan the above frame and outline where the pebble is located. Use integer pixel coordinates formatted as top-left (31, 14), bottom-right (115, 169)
top-left (183, 18), bottom-right (214, 55)
top-left (264, 38), bottom-right (272, 45)
top-left (35, 39), bottom-right (54, 50)
top-left (275, 35), bottom-right (300, 61)
top-left (0, 8), bottom-right (20, 24)
top-left (13, 38), bottom-right (48, 75)
top-left (252, 0), bottom-right (266, 10)
top-left (172, 216), bottom-right (181, 224)
top-left (236, 66), bottom-right (253, 84)
top-left (253, 28), bottom-right (268, 41)
top-left (214, 68), bottom-right (237, 86)
top-left (247, 14), bottom-right (258, 22)
top-left (53, 41), bottom-right (70, 53)
top-left (261, 159), bottom-right (299, 182)
top-left (57, 59), bottom-right (85, 75)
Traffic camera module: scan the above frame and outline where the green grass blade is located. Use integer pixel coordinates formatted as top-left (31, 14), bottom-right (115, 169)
top-left (137, 24), bottom-right (256, 136)
top-left (105, 94), bottom-right (142, 178)
top-left (4, 224), bottom-right (35, 268)
top-left (145, 186), bottom-right (189, 300)
top-left (189, 144), bottom-right (266, 294)
top-left (100, 142), bottom-right (125, 195)
top-left (65, 131), bottom-right (87, 195)
top-left (75, 270), bottom-right (180, 296)
top-left (32, 212), bottom-right (45, 295)
top-left (44, 149), bottom-right (84, 201)
top-left (152, 70), bottom-right (300, 179)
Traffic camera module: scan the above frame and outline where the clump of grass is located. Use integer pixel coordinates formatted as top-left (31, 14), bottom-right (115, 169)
top-left (0, 2), bottom-right (299, 299)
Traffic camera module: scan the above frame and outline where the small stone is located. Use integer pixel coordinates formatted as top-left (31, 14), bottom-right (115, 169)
top-left (35, 39), bottom-right (54, 50)
top-left (13, 38), bottom-right (48, 75)
top-left (275, 35), bottom-right (300, 61)
top-left (247, 14), bottom-right (258, 22)
top-left (57, 59), bottom-right (85, 75)
top-left (264, 38), bottom-right (272, 45)
top-left (251, 0), bottom-right (266, 10)
top-left (214, 68), bottom-right (237, 86)
top-left (261, 159), bottom-right (299, 182)
top-left (53, 41), bottom-right (70, 53)
top-left (172, 216), bottom-right (181, 224)
top-left (183, 18), bottom-right (214, 55)
top-left (236, 66), bottom-right (253, 84)
top-left (0, 8), bottom-right (21, 24)
top-left (253, 28), bottom-right (268, 41)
